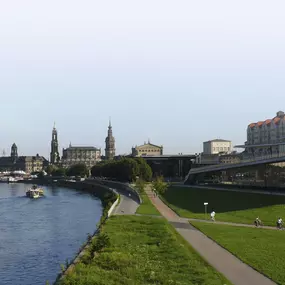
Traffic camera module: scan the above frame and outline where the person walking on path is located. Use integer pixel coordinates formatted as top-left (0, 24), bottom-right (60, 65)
top-left (210, 210), bottom-right (216, 221)
top-left (277, 217), bottom-right (283, 230)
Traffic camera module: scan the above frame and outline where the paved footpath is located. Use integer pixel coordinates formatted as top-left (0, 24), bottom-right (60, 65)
top-left (145, 189), bottom-right (276, 285)
top-left (187, 218), bottom-right (280, 230)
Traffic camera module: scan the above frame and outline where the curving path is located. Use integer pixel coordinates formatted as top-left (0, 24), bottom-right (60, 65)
top-left (145, 187), bottom-right (276, 285)
top-left (112, 189), bottom-right (140, 215)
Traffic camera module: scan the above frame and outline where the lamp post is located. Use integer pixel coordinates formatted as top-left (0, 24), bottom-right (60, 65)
top-left (204, 202), bottom-right (208, 220)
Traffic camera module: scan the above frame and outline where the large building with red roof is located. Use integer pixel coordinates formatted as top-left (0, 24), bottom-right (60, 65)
top-left (246, 111), bottom-right (285, 156)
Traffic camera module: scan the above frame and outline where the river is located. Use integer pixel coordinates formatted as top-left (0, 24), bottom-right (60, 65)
top-left (0, 183), bottom-right (103, 285)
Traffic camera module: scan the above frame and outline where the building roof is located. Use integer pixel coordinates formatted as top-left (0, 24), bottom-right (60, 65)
top-left (64, 146), bottom-right (100, 151)
top-left (17, 155), bottom-right (45, 162)
top-left (204, 139), bottom-right (231, 143)
top-left (135, 143), bottom-right (163, 149)
top-left (248, 111), bottom-right (285, 128)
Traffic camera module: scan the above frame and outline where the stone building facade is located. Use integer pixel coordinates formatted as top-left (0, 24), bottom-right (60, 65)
top-left (61, 144), bottom-right (101, 168)
top-left (245, 111), bottom-right (285, 156)
top-left (131, 141), bottom-right (163, 157)
top-left (0, 143), bottom-right (48, 173)
top-left (203, 139), bottom-right (232, 155)
top-left (219, 153), bottom-right (241, 164)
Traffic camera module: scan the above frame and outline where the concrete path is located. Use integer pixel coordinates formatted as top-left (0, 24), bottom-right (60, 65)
top-left (111, 187), bottom-right (140, 215)
top-left (187, 218), bottom-right (281, 230)
top-left (145, 189), bottom-right (276, 285)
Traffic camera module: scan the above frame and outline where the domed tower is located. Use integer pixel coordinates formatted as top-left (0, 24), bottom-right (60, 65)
top-left (105, 118), bottom-right (115, 160)
top-left (11, 143), bottom-right (18, 163)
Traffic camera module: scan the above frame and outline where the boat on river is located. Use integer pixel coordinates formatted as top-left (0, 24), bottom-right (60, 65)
top-left (26, 185), bottom-right (44, 199)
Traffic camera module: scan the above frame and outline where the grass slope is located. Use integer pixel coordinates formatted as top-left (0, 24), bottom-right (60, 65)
top-left (162, 187), bottom-right (285, 226)
top-left (59, 216), bottom-right (230, 285)
top-left (191, 222), bottom-right (285, 284)
top-left (136, 192), bottom-right (161, 215)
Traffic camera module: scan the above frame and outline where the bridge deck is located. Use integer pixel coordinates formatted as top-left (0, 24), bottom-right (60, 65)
top-left (184, 154), bottom-right (285, 182)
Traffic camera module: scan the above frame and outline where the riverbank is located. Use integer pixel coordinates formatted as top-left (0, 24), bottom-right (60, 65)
top-left (52, 180), bottom-right (119, 284)
top-left (56, 215), bottom-right (230, 285)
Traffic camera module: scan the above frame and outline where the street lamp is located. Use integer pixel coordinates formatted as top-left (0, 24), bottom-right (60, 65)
top-left (204, 202), bottom-right (208, 220)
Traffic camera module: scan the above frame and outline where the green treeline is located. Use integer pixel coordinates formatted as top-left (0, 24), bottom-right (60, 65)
top-left (43, 157), bottom-right (153, 182)
top-left (91, 157), bottom-right (153, 182)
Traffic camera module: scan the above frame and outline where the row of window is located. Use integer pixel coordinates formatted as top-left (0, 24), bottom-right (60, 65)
top-left (138, 149), bottom-right (160, 152)
top-left (213, 147), bottom-right (230, 151)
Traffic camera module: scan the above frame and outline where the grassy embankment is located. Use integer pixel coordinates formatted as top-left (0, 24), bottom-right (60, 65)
top-left (191, 221), bottom-right (285, 284)
top-left (58, 215), bottom-right (231, 285)
top-left (135, 187), bottom-right (161, 216)
top-left (161, 186), bottom-right (285, 226)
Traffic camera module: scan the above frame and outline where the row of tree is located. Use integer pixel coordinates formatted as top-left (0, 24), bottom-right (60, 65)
top-left (45, 163), bottom-right (89, 178)
top-left (42, 157), bottom-right (154, 182)
top-left (91, 157), bottom-right (153, 182)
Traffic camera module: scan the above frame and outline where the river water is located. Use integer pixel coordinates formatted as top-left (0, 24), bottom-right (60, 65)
top-left (0, 183), bottom-right (103, 285)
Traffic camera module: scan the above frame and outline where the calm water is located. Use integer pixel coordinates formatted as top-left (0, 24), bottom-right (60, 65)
top-left (0, 183), bottom-right (102, 285)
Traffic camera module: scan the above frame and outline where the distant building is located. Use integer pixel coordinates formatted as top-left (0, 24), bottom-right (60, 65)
top-left (61, 144), bottom-right (101, 168)
top-left (50, 123), bottom-right (60, 165)
top-left (105, 119), bottom-right (116, 160)
top-left (195, 153), bottom-right (220, 165)
top-left (131, 140), bottom-right (163, 157)
top-left (0, 143), bottom-right (48, 173)
top-left (244, 111), bottom-right (285, 156)
top-left (203, 139), bottom-right (232, 155)
top-left (219, 152), bottom-right (241, 164)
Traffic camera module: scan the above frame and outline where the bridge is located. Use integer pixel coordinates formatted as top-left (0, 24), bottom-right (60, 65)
top-left (184, 153), bottom-right (285, 184)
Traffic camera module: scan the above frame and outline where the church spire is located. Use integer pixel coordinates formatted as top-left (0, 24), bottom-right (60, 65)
top-left (50, 123), bottom-right (60, 164)
top-left (105, 118), bottom-right (115, 160)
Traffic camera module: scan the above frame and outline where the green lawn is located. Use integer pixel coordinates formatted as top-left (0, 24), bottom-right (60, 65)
top-left (161, 186), bottom-right (285, 226)
top-left (59, 216), bottom-right (230, 285)
top-left (191, 222), bottom-right (285, 284)
top-left (136, 192), bottom-right (161, 216)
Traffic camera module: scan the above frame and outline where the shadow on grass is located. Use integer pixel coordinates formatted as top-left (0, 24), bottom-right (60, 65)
top-left (162, 187), bottom-right (285, 214)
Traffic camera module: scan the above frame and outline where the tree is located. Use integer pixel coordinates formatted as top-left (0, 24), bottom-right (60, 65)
top-left (152, 176), bottom-right (168, 195)
top-left (45, 165), bottom-right (56, 175)
top-left (135, 178), bottom-right (146, 194)
top-left (66, 163), bottom-right (89, 177)
top-left (134, 157), bottom-right (153, 181)
top-left (51, 167), bottom-right (66, 177)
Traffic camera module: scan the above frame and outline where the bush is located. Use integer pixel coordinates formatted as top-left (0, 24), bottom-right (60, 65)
top-left (152, 176), bottom-right (168, 195)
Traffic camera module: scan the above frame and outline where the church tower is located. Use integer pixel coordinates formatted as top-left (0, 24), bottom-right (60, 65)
top-left (105, 119), bottom-right (115, 160)
top-left (11, 143), bottom-right (18, 163)
top-left (50, 123), bottom-right (60, 164)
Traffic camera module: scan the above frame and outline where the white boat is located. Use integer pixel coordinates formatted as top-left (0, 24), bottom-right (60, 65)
top-left (26, 185), bottom-right (43, 199)
top-left (7, 177), bottom-right (16, 183)
top-left (26, 189), bottom-right (40, 199)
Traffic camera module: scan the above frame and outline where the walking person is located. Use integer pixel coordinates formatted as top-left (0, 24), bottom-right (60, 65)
top-left (277, 217), bottom-right (283, 230)
top-left (254, 217), bottom-right (262, 227)
top-left (210, 210), bottom-right (216, 222)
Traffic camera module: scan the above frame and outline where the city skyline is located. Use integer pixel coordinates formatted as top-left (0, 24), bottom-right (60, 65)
top-left (1, 1), bottom-right (285, 157)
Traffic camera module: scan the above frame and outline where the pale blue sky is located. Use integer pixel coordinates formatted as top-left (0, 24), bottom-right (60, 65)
top-left (1, 0), bottom-right (285, 158)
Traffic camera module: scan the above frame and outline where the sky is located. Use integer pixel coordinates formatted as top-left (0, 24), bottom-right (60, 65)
top-left (1, 0), bottom-right (285, 158)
